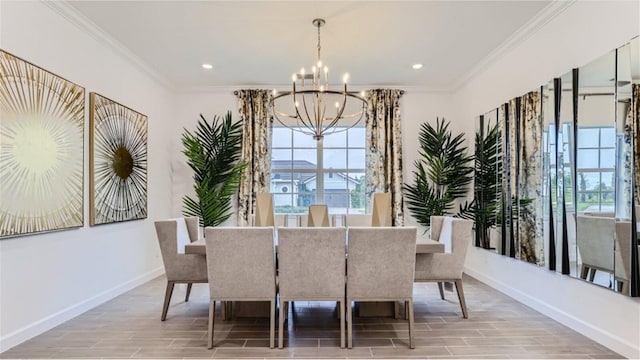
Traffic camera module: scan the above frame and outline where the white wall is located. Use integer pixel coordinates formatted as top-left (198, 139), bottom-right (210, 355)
top-left (453, 1), bottom-right (640, 358)
top-left (0, 1), bottom-right (173, 351)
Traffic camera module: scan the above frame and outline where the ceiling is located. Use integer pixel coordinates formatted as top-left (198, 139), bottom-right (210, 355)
top-left (68, 1), bottom-right (552, 90)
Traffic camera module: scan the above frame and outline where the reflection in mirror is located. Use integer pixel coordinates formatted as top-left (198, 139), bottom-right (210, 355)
top-left (617, 36), bottom-right (640, 296)
top-left (575, 50), bottom-right (617, 289)
top-left (559, 70), bottom-right (574, 275)
top-left (475, 109), bottom-right (501, 253)
top-left (542, 79), bottom-right (557, 271)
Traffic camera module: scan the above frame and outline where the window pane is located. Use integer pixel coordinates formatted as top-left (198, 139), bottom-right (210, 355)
top-left (600, 149), bottom-right (615, 168)
top-left (348, 127), bottom-right (366, 148)
top-left (323, 148), bottom-right (347, 169)
top-left (579, 172), bottom-right (600, 191)
top-left (600, 127), bottom-right (616, 147)
top-left (577, 128), bottom-right (599, 148)
top-left (577, 149), bottom-right (598, 168)
top-left (293, 131), bottom-right (317, 148)
top-left (325, 192), bottom-right (349, 213)
top-left (273, 193), bottom-right (293, 213)
top-left (348, 172), bottom-right (365, 214)
top-left (293, 149), bottom-right (317, 166)
top-left (600, 172), bottom-right (614, 188)
top-left (295, 192), bottom-right (315, 209)
top-left (272, 149), bottom-right (291, 162)
top-left (323, 130), bottom-right (346, 148)
top-left (272, 127), bottom-right (292, 148)
top-left (348, 149), bottom-right (366, 169)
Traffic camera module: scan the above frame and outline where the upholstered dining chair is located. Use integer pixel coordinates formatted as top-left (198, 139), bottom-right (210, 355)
top-left (614, 221), bottom-right (632, 293)
top-left (277, 227), bottom-right (347, 348)
top-left (254, 193), bottom-right (275, 226)
top-left (154, 217), bottom-right (208, 321)
top-left (204, 227), bottom-right (277, 348)
top-left (343, 214), bottom-right (372, 227)
top-left (371, 192), bottom-right (392, 226)
top-left (414, 216), bottom-right (473, 319)
top-left (303, 204), bottom-right (330, 227)
top-left (346, 227), bottom-right (417, 348)
top-left (576, 215), bottom-right (615, 281)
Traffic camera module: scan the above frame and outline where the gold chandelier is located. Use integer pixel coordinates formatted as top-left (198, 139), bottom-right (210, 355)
top-left (271, 18), bottom-right (367, 141)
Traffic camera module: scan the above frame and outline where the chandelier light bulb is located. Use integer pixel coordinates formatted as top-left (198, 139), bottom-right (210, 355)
top-left (320, 85), bottom-right (324, 92)
top-left (335, 102), bottom-right (340, 108)
top-left (272, 89), bottom-right (277, 96)
top-left (295, 101), bottom-right (299, 107)
top-left (317, 60), bottom-right (322, 68)
top-left (292, 74), bottom-right (297, 82)
top-left (300, 68), bottom-right (306, 75)
top-left (343, 73), bottom-right (349, 84)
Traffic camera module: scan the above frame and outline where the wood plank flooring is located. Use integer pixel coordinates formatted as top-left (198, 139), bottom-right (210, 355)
top-left (0, 275), bottom-right (623, 359)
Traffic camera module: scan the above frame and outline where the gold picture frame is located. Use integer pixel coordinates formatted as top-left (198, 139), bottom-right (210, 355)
top-left (0, 50), bottom-right (85, 238)
top-left (89, 93), bottom-right (148, 226)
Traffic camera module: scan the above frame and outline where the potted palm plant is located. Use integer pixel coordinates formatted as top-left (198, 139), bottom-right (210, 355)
top-left (404, 118), bottom-right (473, 228)
top-left (182, 111), bottom-right (246, 227)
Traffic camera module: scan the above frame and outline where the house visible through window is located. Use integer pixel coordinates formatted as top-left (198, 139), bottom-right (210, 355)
top-left (270, 126), bottom-right (366, 214)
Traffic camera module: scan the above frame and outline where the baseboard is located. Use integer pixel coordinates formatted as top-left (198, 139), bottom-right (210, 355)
top-left (464, 266), bottom-right (640, 359)
top-left (0, 267), bottom-right (165, 353)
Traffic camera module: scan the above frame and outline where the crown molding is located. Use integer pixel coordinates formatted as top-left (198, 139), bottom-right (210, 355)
top-left (42, 0), bottom-right (174, 90)
top-left (450, 0), bottom-right (576, 92)
top-left (176, 84), bottom-right (452, 95)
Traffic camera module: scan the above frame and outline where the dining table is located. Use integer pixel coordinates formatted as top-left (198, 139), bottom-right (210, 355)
top-left (185, 231), bottom-right (444, 319)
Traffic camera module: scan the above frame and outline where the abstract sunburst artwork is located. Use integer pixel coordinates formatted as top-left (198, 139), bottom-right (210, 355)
top-left (0, 50), bottom-right (85, 238)
top-left (90, 93), bottom-right (147, 226)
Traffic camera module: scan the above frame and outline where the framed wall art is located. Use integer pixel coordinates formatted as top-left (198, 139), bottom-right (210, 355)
top-left (0, 50), bottom-right (85, 238)
top-left (89, 93), bottom-right (148, 226)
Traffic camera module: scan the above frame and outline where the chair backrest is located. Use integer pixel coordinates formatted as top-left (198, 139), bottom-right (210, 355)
top-left (204, 227), bottom-right (276, 299)
top-left (614, 221), bottom-right (632, 281)
top-left (415, 216), bottom-right (473, 280)
top-left (277, 227), bottom-right (346, 300)
top-left (154, 217), bottom-right (207, 282)
top-left (347, 227), bottom-right (417, 299)
top-left (372, 193), bottom-right (392, 226)
top-left (344, 214), bottom-right (372, 227)
top-left (307, 205), bottom-right (330, 227)
top-left (576, 215), bottom-right (615, 272)
top-left (255, 193), bottom-right (275, 227)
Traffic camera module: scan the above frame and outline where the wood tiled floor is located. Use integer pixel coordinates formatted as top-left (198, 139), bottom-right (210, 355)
top-left (0, 275), bottom-right (623, 359)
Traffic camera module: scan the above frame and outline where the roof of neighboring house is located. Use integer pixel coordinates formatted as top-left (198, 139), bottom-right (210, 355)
top-left (271, 160), bottom-right (361, 185)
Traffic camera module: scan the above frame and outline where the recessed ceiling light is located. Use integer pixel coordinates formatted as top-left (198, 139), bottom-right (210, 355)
top-left (412, 63), bottom-right (423, 70)
top-left (202, 63), bottom-right (213, 70)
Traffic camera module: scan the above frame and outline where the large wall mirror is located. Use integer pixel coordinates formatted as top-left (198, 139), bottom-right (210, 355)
top-left (475, 36), bottom-right (639, 297)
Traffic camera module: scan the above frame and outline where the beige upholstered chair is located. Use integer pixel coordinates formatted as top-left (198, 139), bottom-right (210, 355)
top-left (576, 215), bottom-right (615, 281)
top-left (204, 227), bottom-right (277, 348)
top-left (303, 204), bottom-right (330, 227)
top-left (614, 221), bottom-right (632, 293)
top-left (346, 227), bottom-right (417, 348)
top-left (372, 192), bottom-right (392, 226)
top-left (343, 214), bottom-right (372, 226)
top-left (154, 217), bottom-right (208, 321)
top-left (254, 193), bottom-right (275, 226)
top-left (277, 227), bottom-right (347, 348)
top-left (414, 216), bottom-right (473, 319)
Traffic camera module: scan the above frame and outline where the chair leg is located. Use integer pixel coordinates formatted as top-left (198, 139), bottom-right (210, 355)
top-left (407, 299), bottom-right (415, 349)
top-left (346, 298), bottom-right (353, 349)
top-left (278, 299), bottom-right (285, 349)
top-left (161, 281), bottom-right (175, 321)
top-left (589, 268), bottom-right (596, 282)
top-left (185, 283), bottom-right (193, 302)
top-left (207, 300), bottom-right (215, 349)
top-left (437, 282), bottom-right (445, 300)
top-left (339, 300), bottom-right (345, 349)
top-left (580, 265), bottom-right (589, 279)
top-left (269, 299), bottom-right (275, 349)
top-left (454, 279), bottom-right (468, 319)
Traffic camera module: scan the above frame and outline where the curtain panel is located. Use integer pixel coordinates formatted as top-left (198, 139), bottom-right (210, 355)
top-left (364, 89), bottom-right (405, 226)
top-left (236, 89), bottom-right (272, 226)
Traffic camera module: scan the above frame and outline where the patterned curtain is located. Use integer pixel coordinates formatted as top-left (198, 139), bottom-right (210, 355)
top-left (236, 89), bottom-right (272, 226)
top-left (632, 84), bottom-right (640, 204)
top-left (364, 89), bottom-right (405, 226)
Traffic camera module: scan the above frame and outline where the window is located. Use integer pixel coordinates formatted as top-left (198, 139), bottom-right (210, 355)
top-left (271, 126), bottom-right (366, 214)
top-left (576, 126), bottom-right (615, 212)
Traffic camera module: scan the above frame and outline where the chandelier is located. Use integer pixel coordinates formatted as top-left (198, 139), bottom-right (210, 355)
top-left (271, 18), bottom-right (367, 141)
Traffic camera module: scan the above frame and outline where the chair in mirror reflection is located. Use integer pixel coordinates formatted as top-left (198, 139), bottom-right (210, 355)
top-left (300, 204), bottom-right (330, 227)
top-left (372, 192), bottom-right (392, 226)
top-left (414, 216), bottom-right (473, 318)
top-left (204, 227), bottom-right (277, 348)
top-left (254, 193), bottom-right (275, 227)
top-left (154, 217), bottom-right (208, 321)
